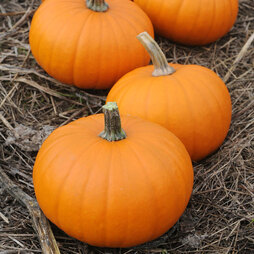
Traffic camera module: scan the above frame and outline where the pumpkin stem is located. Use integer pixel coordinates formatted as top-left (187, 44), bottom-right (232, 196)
top-left (99, 102), bottom-right (127, 142)
top-left (137, 32), bottom-right (175, 77)
top-left (86, 0), bottom-right (108, 12)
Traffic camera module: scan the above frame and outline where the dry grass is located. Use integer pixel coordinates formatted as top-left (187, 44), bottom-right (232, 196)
top-left (0, 0), bottom-right (254, 253)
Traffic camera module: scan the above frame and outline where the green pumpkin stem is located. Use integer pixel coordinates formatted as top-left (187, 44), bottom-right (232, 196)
top-left (99, 102), bottom-right (126, 142)
top-left (86, 0), bottom-right (108, 12)
top-left (137, 32), bottom-right (175, 77)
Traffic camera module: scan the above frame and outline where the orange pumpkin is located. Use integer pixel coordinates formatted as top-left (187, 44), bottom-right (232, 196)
top-left (29, 0), bottom-right (154, 89)
top-left (33, 102), bottom-right (193, 247)
top-left (134, 0), bottom-right (238, 45)
top-left (107, 32), bottom-right (232, 161)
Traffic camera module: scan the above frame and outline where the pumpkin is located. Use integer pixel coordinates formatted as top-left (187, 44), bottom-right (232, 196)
top-left (29, 0), bottom-right (154, 89)
top-left (107, 32), bottom-right (232, 161)
top-left (133, 0), bottom-right (238, 45)
top-left (33, 102), bottom-right (193, 248)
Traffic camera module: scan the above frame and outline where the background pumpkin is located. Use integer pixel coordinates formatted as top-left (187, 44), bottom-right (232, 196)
top-left (29, 0), bottom-right (154, 89)
top-left (33, 102), bottom-right (193, 248)
top-left (133, 0), bottom-right (238, 45)
top-left (107, 32), bottom-right (232, 161)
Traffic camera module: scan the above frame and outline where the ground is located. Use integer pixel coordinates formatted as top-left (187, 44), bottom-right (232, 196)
top-left (0, 0), bottom-right (254, 253)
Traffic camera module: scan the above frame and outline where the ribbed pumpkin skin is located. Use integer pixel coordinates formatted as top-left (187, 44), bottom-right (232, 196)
top-left (134, 0), bottom-right (238, 45)
top-left (107, 64), bottom-right (232, 161)
top-left (33, 114), bottom-right (193, 247)
top-left (29, 0), bottom-right (154, 89)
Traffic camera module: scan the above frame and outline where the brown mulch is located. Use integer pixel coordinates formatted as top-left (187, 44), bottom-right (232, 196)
top-left (0, 0), bottom-right (254, 253)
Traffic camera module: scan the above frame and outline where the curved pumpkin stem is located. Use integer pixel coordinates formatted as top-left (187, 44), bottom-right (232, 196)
top-left (137, 32), bottom-right (175, 77)
top-left (86, 0), bottom-right (108, 12)
top-left (99, 102), bottom-right (126, 142)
